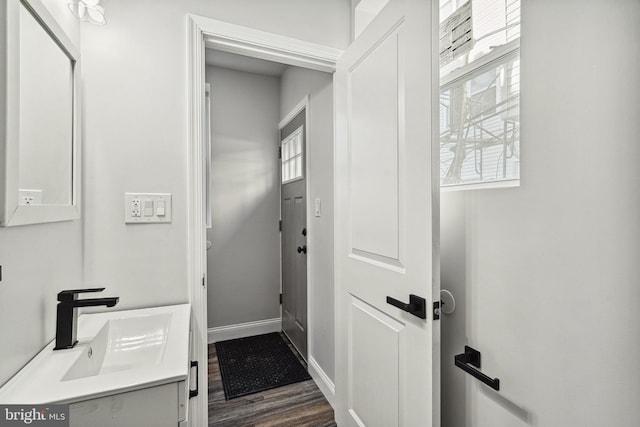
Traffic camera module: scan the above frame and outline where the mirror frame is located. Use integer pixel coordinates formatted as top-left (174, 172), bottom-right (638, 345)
top-left (0, 0), bottom-right (81, 227)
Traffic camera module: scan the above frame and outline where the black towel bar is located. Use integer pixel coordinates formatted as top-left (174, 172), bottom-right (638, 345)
top-left (454, 346), bottom-right (500, 391)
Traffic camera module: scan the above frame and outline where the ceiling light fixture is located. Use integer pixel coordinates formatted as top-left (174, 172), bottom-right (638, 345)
top-left (68, 0), bottom-right (106, 25)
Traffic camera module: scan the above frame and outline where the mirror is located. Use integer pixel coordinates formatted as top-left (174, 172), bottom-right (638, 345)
top-left (1, 0), bottom-right (80, 226)
top-left (19, 2), bottom-right (74, 206)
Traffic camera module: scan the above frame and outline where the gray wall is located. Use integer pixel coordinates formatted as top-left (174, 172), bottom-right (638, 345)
top-left (280, 66), bottom-right (335, 382)
top-left (0, 0), bottom-right (83, 386)
top-left (206, 66), bottom-right (281, 328)
top-left (441, 0), bottom-right (640, 425)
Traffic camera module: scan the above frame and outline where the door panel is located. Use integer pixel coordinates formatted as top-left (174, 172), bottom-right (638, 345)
top-left (281, 110), bottom-right (308, 360)
top-left (282, 196), bottom-right (294, 328)
top-left (335, 0), bottom-right (439, 426)
top-left (350, 27), bottom-right (401, 263)
top-left (349, 296), bottom-right (404, 427)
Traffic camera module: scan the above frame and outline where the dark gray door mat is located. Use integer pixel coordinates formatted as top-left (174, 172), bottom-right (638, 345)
top-left (214, 332), bottom-right (311, 400)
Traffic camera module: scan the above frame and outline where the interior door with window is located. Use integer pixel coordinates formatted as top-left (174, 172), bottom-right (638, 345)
top-left (280, 111), bottom-right (308, 360)
top-left (335, 0), bottom-right (440, 426)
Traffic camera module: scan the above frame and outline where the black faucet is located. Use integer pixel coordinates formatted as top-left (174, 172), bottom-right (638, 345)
top-left (54, 288), bottom-right (119, 350)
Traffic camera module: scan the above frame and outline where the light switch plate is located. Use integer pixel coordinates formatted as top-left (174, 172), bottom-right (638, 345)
top-left (125, 193), bottom-right (172, 223)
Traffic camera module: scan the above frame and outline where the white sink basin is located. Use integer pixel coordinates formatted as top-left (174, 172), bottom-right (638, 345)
top-left (0, 304), bottom-right (190, 404)
top-left (63, 313), bottom-right (173, 381)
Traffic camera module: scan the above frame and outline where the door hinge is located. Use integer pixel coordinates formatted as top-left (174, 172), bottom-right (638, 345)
top-left (433, 301), bottom-right (441, 320)
top-left (279, 293), bottom-right (282, 305)
top-left (189, 360), bottom-right (199, 398)
top-left (202, 275), bottom-right (206, 288)
top-left (279, 219), bottom-right (282, 232)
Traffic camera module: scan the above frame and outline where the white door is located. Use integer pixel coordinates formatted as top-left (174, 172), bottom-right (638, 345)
top-left (335, 0), bottom-right (440, 426)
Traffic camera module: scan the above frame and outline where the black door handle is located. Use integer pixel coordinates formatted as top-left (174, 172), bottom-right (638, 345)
top-left (386, 294), bottom-right (426, 319)
top-left (454, 346), bottom-right (500, 391)
top-left (297, 245), bottom-right (307, 254)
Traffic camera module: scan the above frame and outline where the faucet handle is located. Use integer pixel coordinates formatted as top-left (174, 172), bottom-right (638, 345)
top-left (57, 288), bottom-right (106, 302)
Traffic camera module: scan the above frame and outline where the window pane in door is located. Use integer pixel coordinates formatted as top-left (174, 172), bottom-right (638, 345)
top-left (295, 156), bottom-right (302, 178)
top-left (281, 126), bottom-right (304, 183)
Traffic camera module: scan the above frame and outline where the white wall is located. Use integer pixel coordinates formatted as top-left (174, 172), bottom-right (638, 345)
top-left (81, 0), bottom-right (350, 313)
top-left (206, 66), bottom-right (281, 328)
top-left (0, 0), bottom-right (83, 386)
top-left (441, 1), bottom-right (640, 425)
top-left (280, 66), bottom-right (335, 382)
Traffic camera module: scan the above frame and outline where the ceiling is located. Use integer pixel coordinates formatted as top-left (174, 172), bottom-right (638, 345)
top-left (205, 50), bottom-right (287, 77)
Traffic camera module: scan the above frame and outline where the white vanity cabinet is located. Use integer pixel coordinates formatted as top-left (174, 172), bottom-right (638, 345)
top-left (69, 380), bottom-right (188, 427)
top-left (0, 304), bottom-right (193, 427)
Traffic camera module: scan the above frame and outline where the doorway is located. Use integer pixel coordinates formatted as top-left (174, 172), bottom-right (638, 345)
top-left (198, 31), bottom-right (340, 426)
top-left (187, 14), bottom-right (342, 424)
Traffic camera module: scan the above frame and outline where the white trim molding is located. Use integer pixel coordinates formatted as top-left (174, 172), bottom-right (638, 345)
top-left (308, 357), bottom-right (336, 409)
top-left (207, 318), bottom-right (282, 344)
top-left (279, 95), bottom-right (309, 130)
top-left (186, 13), bottom-right (208, 427)
top-left (190, 15), bottom-right (342, 73)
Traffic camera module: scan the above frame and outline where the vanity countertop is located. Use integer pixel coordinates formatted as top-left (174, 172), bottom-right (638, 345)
top-left (0, 304), bottom-right (191, 404)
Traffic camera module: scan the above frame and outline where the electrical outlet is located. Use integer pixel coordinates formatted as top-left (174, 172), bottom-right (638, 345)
top-left (125, 193), bottom-right (172, 223)
top-left (18, 189), bottom-right (43, 205)
top-left (131, 199), bottom-right (142, 217)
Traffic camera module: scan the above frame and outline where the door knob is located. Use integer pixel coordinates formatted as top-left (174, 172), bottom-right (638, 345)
top-left (386, 294), bottom-right (426, 319)
top-left (302, 228), bottom-right (307, 236)
top-left (297, 245), bottom-right (307, 254)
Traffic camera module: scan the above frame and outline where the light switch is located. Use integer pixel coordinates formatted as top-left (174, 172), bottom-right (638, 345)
top-left (314, 198), bottom-right (321, 217)
top-left (156, 200), bottom-right (166, 216)
top-left (143, 199), bottom-right (154, 217)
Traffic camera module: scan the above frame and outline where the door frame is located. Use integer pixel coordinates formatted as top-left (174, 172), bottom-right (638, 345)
top-left (186, 14), bottom-right (342, 425)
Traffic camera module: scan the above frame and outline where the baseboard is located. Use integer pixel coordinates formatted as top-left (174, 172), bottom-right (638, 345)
top-left (207, 318), bottom-right (281, 343)
top-left (308, 356), bottom-right (335, 409)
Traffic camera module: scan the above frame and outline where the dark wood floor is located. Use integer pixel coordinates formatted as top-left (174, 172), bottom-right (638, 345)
top-left (208, 341), bottom-right (336, 427)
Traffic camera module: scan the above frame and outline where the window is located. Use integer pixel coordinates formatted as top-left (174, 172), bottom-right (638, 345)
top-left (440, 0), bottom-right (520, 188)
top-left (281, 126), bottom-right (304, 183)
